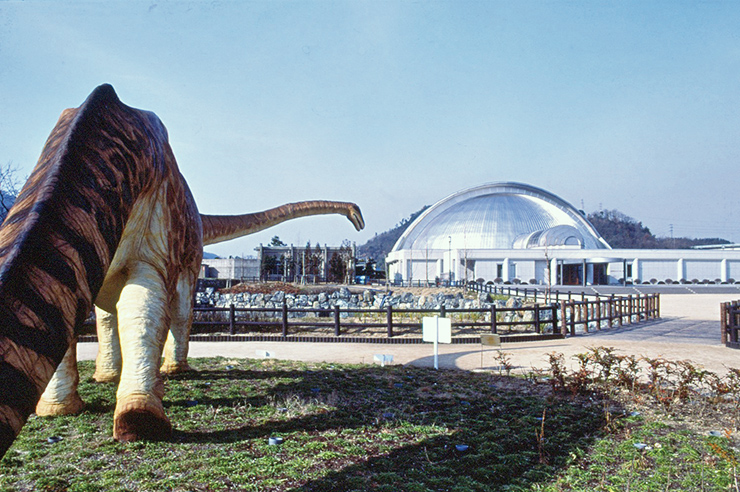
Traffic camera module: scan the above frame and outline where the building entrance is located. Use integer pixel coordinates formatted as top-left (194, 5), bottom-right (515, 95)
top-left (560, 264), bottom-right (582, 285)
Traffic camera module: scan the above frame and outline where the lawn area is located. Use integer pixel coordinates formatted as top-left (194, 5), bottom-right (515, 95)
top-left (0, 351), bottom-right (738, 491)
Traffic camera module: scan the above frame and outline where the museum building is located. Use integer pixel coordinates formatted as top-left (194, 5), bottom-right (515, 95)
top-left (385, 182), bottom-right (740, 286)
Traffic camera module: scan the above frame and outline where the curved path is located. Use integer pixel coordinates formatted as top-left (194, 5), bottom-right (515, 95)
top-left (77, 294), bottom-right (740, 376)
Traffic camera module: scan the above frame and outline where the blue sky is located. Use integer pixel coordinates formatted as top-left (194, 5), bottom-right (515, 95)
top-left (1, 1), bottom-right (739, 257)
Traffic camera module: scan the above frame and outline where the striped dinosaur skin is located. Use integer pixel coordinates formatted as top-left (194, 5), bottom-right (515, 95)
top-left (0, 85), bottom-right (364, 457)
top-left (0, 83), bottom-right (202, 455)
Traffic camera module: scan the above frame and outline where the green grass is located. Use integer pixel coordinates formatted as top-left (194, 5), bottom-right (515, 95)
top-left (0, 354), bottom-right (738, 491)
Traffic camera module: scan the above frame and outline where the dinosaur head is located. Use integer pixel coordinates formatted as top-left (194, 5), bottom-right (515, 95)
top-left (346, 203), bottom-right (365, 231)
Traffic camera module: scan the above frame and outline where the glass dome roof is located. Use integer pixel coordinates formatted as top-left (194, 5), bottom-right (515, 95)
top-left (392, 182), bottom-right (611, 251)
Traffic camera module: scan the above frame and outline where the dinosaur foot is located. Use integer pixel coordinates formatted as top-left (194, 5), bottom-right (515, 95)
top-left (113, 394), bottom-right (172, 442)
top-left (35, 392), bottom-right (85, 416)
top-left (159, 360), bottom-right (192, 375)
top-left (93, 369), bottom-right (120, 383)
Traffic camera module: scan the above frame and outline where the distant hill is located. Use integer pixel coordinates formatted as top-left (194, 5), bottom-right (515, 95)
top-left (587, 209), bottom-right (730, 249)
top-left (356, 206), bottom-right (429, 267)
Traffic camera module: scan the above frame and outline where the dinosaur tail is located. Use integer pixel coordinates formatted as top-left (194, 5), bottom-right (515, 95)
top-left (0, 84), bottom-right (163, 457)
top-left (201, 200), bottom-right (364, 246)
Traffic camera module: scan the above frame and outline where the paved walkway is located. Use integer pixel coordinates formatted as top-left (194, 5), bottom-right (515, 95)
top-left (77, 294), bottom-right (740, 376)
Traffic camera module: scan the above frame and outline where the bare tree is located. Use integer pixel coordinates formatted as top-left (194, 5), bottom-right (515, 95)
top-left (0, 162), bottom-right (20, 223)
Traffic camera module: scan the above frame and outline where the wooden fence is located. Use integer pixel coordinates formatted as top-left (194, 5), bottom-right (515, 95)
top-left (556, 294), bottom-right (659, 336)
top-left (721, 301), bottom-right (740, 349)
top-left (190, 292), bottom-right (659, 343)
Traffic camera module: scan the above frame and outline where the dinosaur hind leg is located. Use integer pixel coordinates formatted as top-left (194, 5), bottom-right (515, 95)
top-left (112, 264), bottom-right (171, 442)
top-left (160, 273), bottom-right (195, 375)
top-left (36, 338), bottom-right (85, 416)
top-left (93, 307), bottom-right (122, 383)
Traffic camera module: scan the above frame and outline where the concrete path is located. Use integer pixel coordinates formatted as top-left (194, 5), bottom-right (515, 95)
top-left (77, 294), bottom-right (740, 376)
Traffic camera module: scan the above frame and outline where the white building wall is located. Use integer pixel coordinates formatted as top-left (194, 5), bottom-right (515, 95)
top-left (409, 260), bottom-right (437, 282)
top-left (515, 260), bottom-right (537, 283)
top-left (684, 260), bottom-right (721, 282)
top-left (727, 261), bottom-right (740, 281)
top-left (638, 260), bottom-right (677, 282)
top-left (474, 260), bottom-right (499, 281)
top-left (386, 248), bottom-right (740, 285)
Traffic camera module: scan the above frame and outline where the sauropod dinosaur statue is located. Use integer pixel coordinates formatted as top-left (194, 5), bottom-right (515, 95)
top-left (36, 199), bottom-right (364, 415)
top-left (0, 84), bottom-right (364, 457)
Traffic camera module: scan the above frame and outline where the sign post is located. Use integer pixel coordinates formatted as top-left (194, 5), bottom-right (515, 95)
top-left (422, 316), bottom-right (452, 370)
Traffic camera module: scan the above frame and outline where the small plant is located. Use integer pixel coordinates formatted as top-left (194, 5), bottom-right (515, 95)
top-left (494, 350), bottom-right (514, 376)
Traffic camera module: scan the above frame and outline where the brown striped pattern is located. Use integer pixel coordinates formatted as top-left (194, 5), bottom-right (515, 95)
top-left (0, 84), bottom-right (199, 457)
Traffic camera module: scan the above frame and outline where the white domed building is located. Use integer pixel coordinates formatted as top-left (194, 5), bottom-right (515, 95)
top-left (386, 183), bottom-right (740, 286)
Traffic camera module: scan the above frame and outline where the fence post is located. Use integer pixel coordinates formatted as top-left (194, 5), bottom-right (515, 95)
top-left (229, 304), bottom-right (235, 335)
top-left (570, 302), bottom-right (576, 336)
top-left (560, 300), bottom-right (568, 336)
top-left (608, 295), bottom-right (614, 328)
top-left (282, 299), bottom-right (288, 337)
top-left (551, 304), bottom-right (558, 334)
top-left (386, 305), bottom-right (394, 338)
top-left (534, 305), bottom-right (541, 334)
top-left (334, 305), bottom-right (341, 336)
top-left (582, 302), bottom-right (589, 333)
top-left (595, 296), bottom-right (601, 330)
top-left (491, 305), bottom-right (497, 334)
top-left (721, 302), bottom-right (728, 345)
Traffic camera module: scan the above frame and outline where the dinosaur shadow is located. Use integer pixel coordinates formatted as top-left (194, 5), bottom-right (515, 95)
top-left (161, 362), bottom-right (615, 490)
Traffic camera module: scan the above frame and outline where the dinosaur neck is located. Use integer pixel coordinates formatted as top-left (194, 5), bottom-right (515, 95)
top-left (201, 200), bottom-right (358, 245)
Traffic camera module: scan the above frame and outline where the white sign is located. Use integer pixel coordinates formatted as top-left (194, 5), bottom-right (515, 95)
top-left (422, 316), bottom-right (451, 344)
top-left (422, 316), bottom-right (452, 369)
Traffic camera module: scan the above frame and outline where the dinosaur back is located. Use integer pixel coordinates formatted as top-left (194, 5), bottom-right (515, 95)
top-left (0, 84), bottom-right (169, 456)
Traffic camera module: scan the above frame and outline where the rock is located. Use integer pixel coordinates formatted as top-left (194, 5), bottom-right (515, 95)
top-left (318, 292), bottom-right (328, 303)
top-left (363, 290), bottom-right (375, 303)
top-left (505, 297), bottom-right (521, 309)
top-left (339, 287), bottom-right (351, 299)
top-left (272, 291), bottom-right (285, 303)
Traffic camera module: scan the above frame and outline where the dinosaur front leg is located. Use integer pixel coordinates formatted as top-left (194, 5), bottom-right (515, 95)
top-left (35, 337), bottom-right (85, 416)
top-left (112, 263), bottom-right (171, 442)
top-left (160, 273), bottom-right (195, 375)
top-left (93, 307), bottom-right (122, 383)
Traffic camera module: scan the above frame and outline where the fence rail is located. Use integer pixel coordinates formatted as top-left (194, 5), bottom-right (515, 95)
top-left (190, 292), bottom-right (659, 342)
top-left (721, 301), bottom-right (740, 349)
